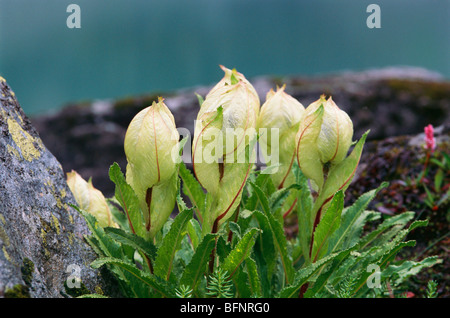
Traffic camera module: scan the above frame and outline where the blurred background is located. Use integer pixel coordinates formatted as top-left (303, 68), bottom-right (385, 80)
top-left (1, 0), bottom-right (449, 116)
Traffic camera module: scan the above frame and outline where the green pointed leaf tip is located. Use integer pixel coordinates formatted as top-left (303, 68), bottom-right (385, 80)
top-left (195, 93), bottom-right (204, 107)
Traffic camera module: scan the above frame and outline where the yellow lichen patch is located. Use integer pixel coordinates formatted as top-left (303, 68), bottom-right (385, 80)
top-left (94, 285), bottom-right (104, 295)
top-left (68, 232), bottom-right (74, 245)
top-left (51, 214), bottom-right (60, 235)
top-left (56, 197), bottom-right (63, 209)
top-left (40, 228), bottom-right (47, 246)
top-left (0, 214), bottom-right (5, 225)
top-left (7, 144), bottom-right (22, 161)
top-left (0, 225), bottom-right (10, 246)
top-left (7, 117), bottom-right (41, 162)
top-left (60, 189), bottom-right (67, 198)
top-left (67, 209), bottom-right (74, 224)
top-left (2, 246), bottom-right (11, 262)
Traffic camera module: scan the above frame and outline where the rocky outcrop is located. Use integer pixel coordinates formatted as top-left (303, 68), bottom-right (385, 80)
top-left (32, 67), bottom-right (450, 197)
top-left (0, 77), bottom-right (118, 297)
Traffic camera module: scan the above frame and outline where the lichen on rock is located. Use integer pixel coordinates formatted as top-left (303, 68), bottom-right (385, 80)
top-left (0, 77), bottom-right (119, 298)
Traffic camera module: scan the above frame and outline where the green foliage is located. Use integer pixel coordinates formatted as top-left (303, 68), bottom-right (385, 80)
top-left (426, 280), bottom-right (438, 298)
top-left (74, 145), bottom-right (440, 298)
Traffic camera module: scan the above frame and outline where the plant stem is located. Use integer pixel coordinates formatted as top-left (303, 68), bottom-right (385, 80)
top-left (299, 283), bottom-right (309, 298)
top-left (418, 150), bottom-right (431, 184)
top-left (283, 198), bottom-right (298, 219)
top-left (144, 254), bottom-right (154, 274)
top-left (145, 188), bottom-right (153, 232)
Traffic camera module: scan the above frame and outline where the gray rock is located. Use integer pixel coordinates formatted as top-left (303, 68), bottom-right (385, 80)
top-left (0, 77), bottom-right (117, 298)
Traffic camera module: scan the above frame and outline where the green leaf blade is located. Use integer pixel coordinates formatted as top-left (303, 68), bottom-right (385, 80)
top-left (222, 228), bottom-right (260, 278)
top-left (109, 162), bottom-right (145, 237)
top-left (180, 233), bottom-right (217, 291)
top-left (154, 209), bottom-right (193, 281)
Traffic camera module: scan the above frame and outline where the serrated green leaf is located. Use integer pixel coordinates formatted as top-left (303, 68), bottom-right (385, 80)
top-left (359, 212), bottom-right (415, 250)
top-left (293, 163), bottom-right (313, 265)
top-left (350, 218), bottom-right (429, 296)
top-left (179, 162), bottom-right (206, 222)
top-left (109, 162), bottom-right (145, 237)
top-left (252, 211), bottom-right (277, 280)
top-left (328, 183), bottom-right (387, 253)
top-left (303, 245), bottom-right (356, 297)
top-left (222, 228), bottom-right (260, 278)
top-left (186, 218), bottom-right (202, 250)
top-left (228, 221), bottom-right (242, 241)
top-left (104, 227), bottom-right (157, 261)
top-left (277, 249), bottom-right (350, 298)
top-left (249, 182), bottom-right (295, 285)
top-left (179, 233), bottom-right (216, 291)
top-left (311, 190), bottom-right (344, 262)
top-left (269, 183), bottom-right (302, 212)
top-left (245, 257), bottom-right (262, 297)
top-left (107, 199), bottom-right (130, 230)
top-left (154, 209), bottom-right (193, 281)
top-left (91, 257), bottom-right (174, 297)
top-left (249, 182), bottom-right (271, 216)
top-left (71, 205), bottom-right (123, 259)
top-left (382, 256), bottom-right (442, 286)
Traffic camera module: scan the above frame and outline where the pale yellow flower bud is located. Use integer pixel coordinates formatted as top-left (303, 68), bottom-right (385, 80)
top-left (192, 66), bottom-right (260, 233)
top-left (296, 95), bottom-right (353, 191)
top-left (66, 170), bottom-right (115, 227)
top-left (123, 98), bottom-right (180, 239)
top-left (193, 65), bottom-right (259, 195)
top-left (124, 97), bottom-right (180, 195)
top-left (258, 85), bottom-right (305, 188)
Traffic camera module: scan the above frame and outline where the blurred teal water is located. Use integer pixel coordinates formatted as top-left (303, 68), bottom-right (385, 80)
top-left (0, 0), bottom-right (449, 115)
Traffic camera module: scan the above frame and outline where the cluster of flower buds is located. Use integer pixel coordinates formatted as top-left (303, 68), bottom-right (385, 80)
top-left (295, 95), bottom-right (353, 192)
top-left (67, 65), bottom-right (357, 239)
top-left (192, 66), bottom-right (260, 233)
top-left (124, 97), bottom-right (180, 239)
top-left (66, 170), bottom-right (116, 228)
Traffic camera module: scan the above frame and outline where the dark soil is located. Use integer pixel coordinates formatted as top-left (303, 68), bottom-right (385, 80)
top-left (345, 128), bottom-right (449, 298)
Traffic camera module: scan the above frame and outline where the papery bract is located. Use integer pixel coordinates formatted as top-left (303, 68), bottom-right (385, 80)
top-left (296, 95), bottom-right (353, 191)
top-left (124, 98), bottom-right (180, 238)
top-left (258, 85), bottom-right (305, 189)
top-left (192, 66), bottom-right (259, 233)
top-left (67, 170), bottom-right (115, 228)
